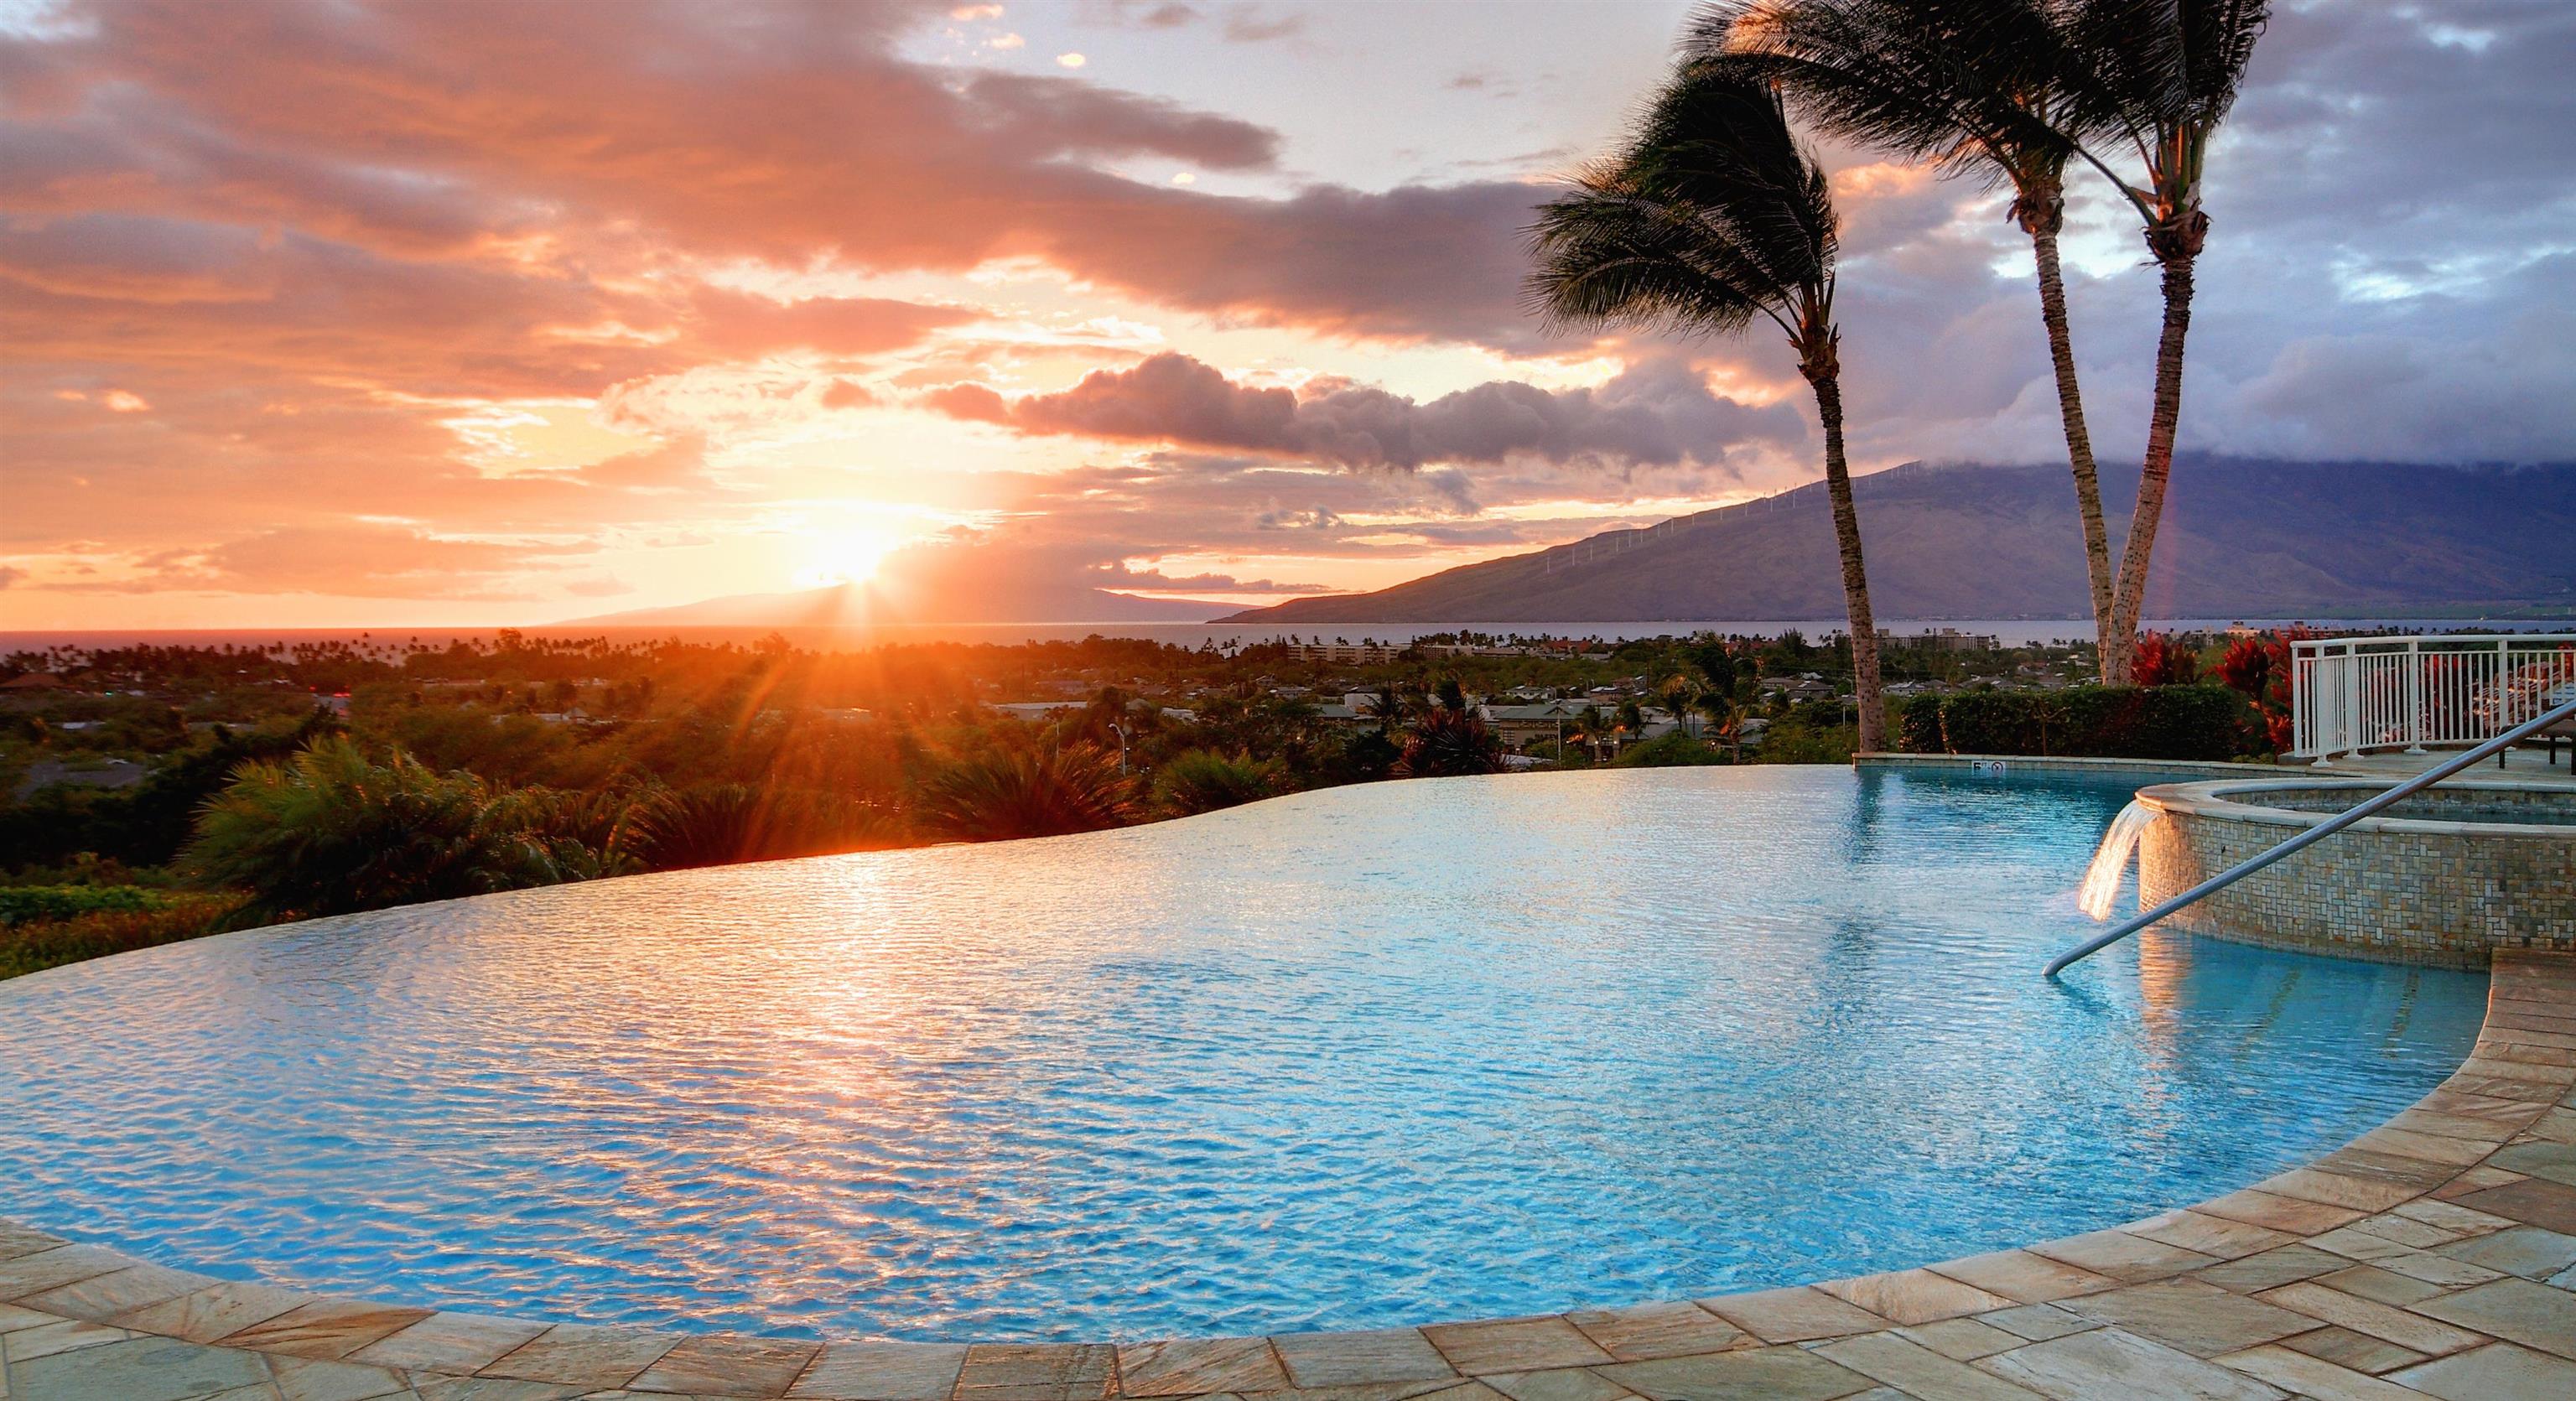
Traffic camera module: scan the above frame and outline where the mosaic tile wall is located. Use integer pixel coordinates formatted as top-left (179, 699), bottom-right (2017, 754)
top-left (2139, 805), bottom-right (2576, 966)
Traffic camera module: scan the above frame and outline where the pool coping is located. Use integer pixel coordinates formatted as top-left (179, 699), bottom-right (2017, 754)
top-left (1856, 752), bottom-right (2289, 778)
top-left (6, 955), bottom-right (2576, 1400)
top-left (2140, 776), bottom-right (2576, 840)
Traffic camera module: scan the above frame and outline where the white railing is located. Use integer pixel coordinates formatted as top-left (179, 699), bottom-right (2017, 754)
top-left (2291, 632), bottom-right (2576, 760)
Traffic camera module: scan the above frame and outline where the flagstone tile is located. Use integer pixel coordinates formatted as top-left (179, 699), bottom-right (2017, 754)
top-left (2347, 1127), bottom-right (2498, 1167)
top-left (950, 1342), bottom-right (1118, 1401)
top-left (1272, 1331), bottom-right (1457, 1389)
top-left (267, 1352), bottom-right (413, 1401)
top-left (1971, 1305), bottom-right (2096, 1344)
top-left (2391, 1200), bottom-right (2518, 1237)
top-left (3, 1334), bottom-right (272, 1401)
top-left (2059, 1279), bottom-right (2317, 1358)
top-left (1973, 1327), bottom-right (2285, 1400)
top-left (1816, 1269), bottom-right (2014, 1326)
top-left (1810, 1331), bottom-right (2046, 1401)
top-left (0, 1225), bottom-right (70, 1262)
top-left (1893, 1317), bottom-right (2022, 1362)
top-left (1, 1315), bottom-right (129, 1362)
top-left (2252, 1282), bottom-right (2487, 1357)
top-left (2210, 1344), bottom-right (2422, 1401)
top-left (626, 1332), bottom-right (822, 1398)
top-left (2023, 1230), bottom-right (2217, 1283)
top-left (2254, 1168), bottom-right (2423, 1214)
top-left (2447, 1177), bottom-right (2576, 1233)
top-left (413, 1378), bottom-right (610, 1401)
top-left (2346, 1212), bottom-right (2469, 1249)
top-left (1420, 1318), bottom-right (1610, 1375)
top-left (216, 1299), bottom-right (434, 1362)
top-left (2491, 1139), bottom-right (2576, 1187)
top-left (1924, 1251), bottom-right (2116, 1305)
top-left (348, 1310), bottom-right (549, 1373)
top-left (1592, 1345), bottom-right (1875, 1401)
top-left (2192, 1243), bottom-right (2354, 1294)
top-left (2306, 1227), bottom-right (2423, 1263)
top-left (0, 1245), bottom-right (133, 1302)
top-left (2276, 1325), bottom-right (2426, 1375)
top-left (480, 1325), bottom-right (680, 1388)
top-left (2388, 1109), bottom-right (2525, 1144)
top-left (1561, 1301), bottom-right (1746, 1361)
top-left (19, 1263), bottom-right (220, 1324)
top-left (2194, 1189), bottom-right (2370, 1236)
top-left (2312, 1263), bottom-right (2452, 1308)
top-left (2432, 1165), bottom-right (2529, 1200)
top-left (2371, 1249), bottom-right (2507, 1289)
top-left (1116, 1336), bottom-right (1286, 1396)
top-left (2407, 1276), bottom-right (2576, 1362)
top-left (2386, 1340), bottom-right (2576, 1401)
top-left (1480, 1367), bottom-right (1635, 1401)
top-left (1697, 1287), bottom-right (1885, 1344)
top-left (787, 1341), bottom-right (969, 1400)
top-left (113, 1280), bottom-right (313, 1345)
top-left (2122, 1210), bottom-right (2297, 1261)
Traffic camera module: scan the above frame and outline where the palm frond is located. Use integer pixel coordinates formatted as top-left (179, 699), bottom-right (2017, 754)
top-left (1524, 65), bottom-right (1836, 344)
top-left (1694, 0), bottom-right (2094, 186)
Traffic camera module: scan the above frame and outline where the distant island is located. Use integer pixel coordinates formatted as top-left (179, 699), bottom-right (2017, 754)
top-left (1222, 457), bottom-right (2576, 625)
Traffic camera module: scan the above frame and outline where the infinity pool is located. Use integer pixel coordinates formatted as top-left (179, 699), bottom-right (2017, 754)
top-left (0, 765), bottom-right (2488, 1341)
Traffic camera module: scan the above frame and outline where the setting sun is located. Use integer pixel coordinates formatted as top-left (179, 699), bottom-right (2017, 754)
top-left (797, 527), bottom-right (904, 589)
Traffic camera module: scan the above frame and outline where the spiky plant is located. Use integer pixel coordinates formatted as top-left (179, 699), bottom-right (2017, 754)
top-left (1150, 750), bottom-right (1293, 817)
top-left (185, 737), bottom-right (609, 918)
top-left (1395, 706), bottom-right (1504, 778)
top-left (913, 745), bottom-right (1142, 843)
top-left (1527, 65), bottom-right (1888, 751)
top-left (1697, 0), bottom-right (2123, 678)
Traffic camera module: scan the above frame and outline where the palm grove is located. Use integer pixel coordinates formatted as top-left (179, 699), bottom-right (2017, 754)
top-left (1530, 0), bottom-right (2271, 749)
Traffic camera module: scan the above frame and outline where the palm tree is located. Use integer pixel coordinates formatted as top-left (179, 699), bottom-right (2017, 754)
top-left (2055, 0), bottom-right (2270, 680)
top-left (1528, 65), bottom-right (1888, 750)
top-left (1698, 0), bottom-right (2122, 680)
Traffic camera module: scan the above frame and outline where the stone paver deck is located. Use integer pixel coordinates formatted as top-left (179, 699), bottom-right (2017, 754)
top-left (8, 953), bottom-right (2576, 1401)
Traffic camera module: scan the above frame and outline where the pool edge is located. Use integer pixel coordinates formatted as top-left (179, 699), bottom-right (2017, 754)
top-left (0, 952), bottom-right (2569, 1398)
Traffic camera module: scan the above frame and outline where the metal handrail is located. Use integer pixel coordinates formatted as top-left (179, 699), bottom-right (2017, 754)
top-left (2045, 693), bottom-right (2576, 978)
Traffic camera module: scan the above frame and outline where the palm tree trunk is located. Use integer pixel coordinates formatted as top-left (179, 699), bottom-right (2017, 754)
top-left (2105, 247), bottom-right (2196, 683)
top-left (1808, 373), bottom-right (1884, 753)
top-left (2028, 227), bottom-right (2114, 682)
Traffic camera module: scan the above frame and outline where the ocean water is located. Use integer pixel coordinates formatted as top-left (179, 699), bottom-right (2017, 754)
top-left (0, 765), bottom-right (2487, 1341)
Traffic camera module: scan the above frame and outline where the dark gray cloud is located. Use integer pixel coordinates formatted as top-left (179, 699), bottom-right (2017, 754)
top-left (925, 351), bottom-right (1806, 470)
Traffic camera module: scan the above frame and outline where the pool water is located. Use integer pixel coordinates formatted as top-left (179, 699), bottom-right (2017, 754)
top-left (0, 766), bottom-right (2488, 1341)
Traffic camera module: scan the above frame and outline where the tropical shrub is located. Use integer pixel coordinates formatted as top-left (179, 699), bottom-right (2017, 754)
top-left (1395, 707), bottom-right (1503, 778)
top-left (0, 885), bottom-right (161, 924)
top-left (914, 745), bottom-right (1141, 842)
top-left (1150, 750), bottom-right (1291, 817)
top-left (184, 737), bottom-right (623, 917)
top-left (2219, 636), bottom-right (2294, 754)
top-left (1897, 695), bottom-right (1946, 753)
top-left (1613, 733), bottom-right (1725, 767)
top-left (1924, 685), bottom-right (2255, 760)
top-left (0, 891), bottom-right (249, 980)
top-left (631, 783), bottom-right (904, 869)
top-left (2133, 633), bottom-right (2202, 687)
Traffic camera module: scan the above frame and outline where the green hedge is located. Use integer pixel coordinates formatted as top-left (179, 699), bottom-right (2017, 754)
top-left (1899, 685), bottom-right (2255, 761)
top-left (0, 885), bottom-right (164, 926)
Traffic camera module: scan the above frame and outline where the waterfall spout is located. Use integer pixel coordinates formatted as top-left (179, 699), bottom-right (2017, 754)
top-left (2078, 800), bottom-right (2156, 921)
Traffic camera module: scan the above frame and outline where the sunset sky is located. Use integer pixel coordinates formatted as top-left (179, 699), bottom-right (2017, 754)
top-left (3, 0), bottom-right (2568, 630)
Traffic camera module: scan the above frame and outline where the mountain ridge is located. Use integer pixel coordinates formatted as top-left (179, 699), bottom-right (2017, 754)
top-left (1221, 457), bottom-right (2576, 625)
